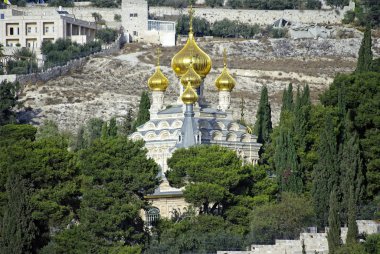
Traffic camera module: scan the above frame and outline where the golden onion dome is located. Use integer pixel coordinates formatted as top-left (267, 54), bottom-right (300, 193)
top-left (180, 61), bottom-right (202, 89)
top-left (215, 49), bottom-right (236, 92)
top-left (171, 6), bottom-right (212, 78)
top-left (148, 48), bottom-right (169, 92)
top-left (181, 81), bottom-right (199, 104)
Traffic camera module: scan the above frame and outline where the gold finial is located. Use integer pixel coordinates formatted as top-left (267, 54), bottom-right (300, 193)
top-left (223, 48), bottom-right (227, 68)
top-left (156, 46), bottom-right (161, 67)
top-left (188, 4), bottom-right (194, 34)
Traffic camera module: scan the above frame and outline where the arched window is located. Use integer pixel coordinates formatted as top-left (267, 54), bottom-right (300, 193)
top-left (146, 207), bottom-right (160, 226)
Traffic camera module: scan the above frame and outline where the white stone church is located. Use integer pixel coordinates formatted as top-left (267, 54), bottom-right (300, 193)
top-left (130, 6), bottom-right (261, 220)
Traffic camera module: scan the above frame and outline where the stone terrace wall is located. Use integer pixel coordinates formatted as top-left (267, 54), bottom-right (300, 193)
top-left (150, 4), bottom-right (354, 25)
top-left (15, 2), bottom-right (354, 27)
top-left (14, 38), bottom-right (121, 86)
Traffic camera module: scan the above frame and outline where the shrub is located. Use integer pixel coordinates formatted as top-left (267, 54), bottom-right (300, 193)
top-left (95, 28), bottom-right (118, 44)
top-left (6, 48), bottom-right (38, 74)
top-left (114, 14), bottom-right (121, 22)
top-left (48, 0), bottom-right (74, 7)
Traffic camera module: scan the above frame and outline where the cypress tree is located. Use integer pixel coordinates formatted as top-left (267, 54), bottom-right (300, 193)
top-left (133, 91), bottom-right (151, 131)
top-left (120, 108), bottom-right (134, 136)
top-left (327, 189), bottom-right (341, 254)
top-left (312, 115), bottom-right (339, 228)
top-left (356, 24), bottom-right (373, 72)
top-left (293, 85), bottom-right (311, 151)
top-left (1, 173), bottom-right (36, 254)
top-left (254, 86), bottom-right (272, 144)
top-left (281, 83), bottom-right (294, 114)
top-left (108, 117), bottom-right (118, 137)
top-left (101, 121), bottom-right (108, 139)
top-left (346, 187), bottom-right (359, 245)
top-left (75, 126), bottom-right (86, 150)
top-left (340, 131), bottom-right (364, 224)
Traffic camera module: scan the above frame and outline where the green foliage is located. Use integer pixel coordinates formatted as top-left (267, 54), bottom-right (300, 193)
top-left (364, 233), bottom-right (380, 254)
top-left (84, 118), bottom-right (104, 146)
top-left (212, 18), bottom-right (260, 38)
top-left (41, 39), bottom-right (102, 68)
top-left (325, 0), bottom-right (349, 8)
top-left (176, 15), bottom-right (211, 36)
top-left (35, 120), bottom-right (60, 140)
top-left (9, 0), bottom-right (26, 6)
top-left (320, 72), bottom-right (380, 199)
top-left (148, 0), bottom-right (190, 8)
top-left (167, 145), bottom-right (277, 225)
top-left (119, 108), bottom-right (134, 136)
top-left (356, 25), bottom-right (373, 73)
top-left (91, 0), bottom-right (120, 8)
top-left (48, 0), bottom-right (74, 7)
top-left (95, 28), bottom-right (118, 44)
top-left (248, 192), bottom-right (314, 244)
top-left (7, 48), bottom-right (38, 74)
top-left (254, 86), bottom-right (272, 144)
top-left (74, 137), bottom-right (159, 251)
top-left (312, 114), bottom-right (339, 227)
top-left (0, 80), bottom-right (18, 126)
top-left (327, 190), bottom-right (341, 254)
top-left (336, 243), bottom-right (368, 254)
top-left (346, 187), bottom-right (359, 245)
top-left (133, 92), bottom-right (151, 130)
top-left (0, 173), bottom-right (36, 254)
top-left (114, 14), bottom-right (122, 22)
top-left (146, 215), bottom-right (245, 253)
top-left (205, 0), bottom-right (224, 7)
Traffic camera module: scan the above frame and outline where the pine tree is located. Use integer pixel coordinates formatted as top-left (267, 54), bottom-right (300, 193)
top-left (1, 173), bottom-right (36, 254)
top-left (133, 91), bottom-right (151, 131)
top-left (108, 117), bottom-right (118, 137)
top-left (254, 86), bottom-right (272, 144)
top-left (312, 115), bottom-right (339, 227)
top-left (356, 24), bottom-right (373, 72)
top-left (346, 187), bottom-right (359, 245)
top-left (327, 189), bottom-right (341, 254)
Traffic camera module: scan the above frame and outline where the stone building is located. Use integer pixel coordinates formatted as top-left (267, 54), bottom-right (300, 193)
top-left (121, 0), bottom-right (175, 47)
top-left (130, 7), bottom-right (261, 221)
top-left (0, 7), bottom-right (97, 49)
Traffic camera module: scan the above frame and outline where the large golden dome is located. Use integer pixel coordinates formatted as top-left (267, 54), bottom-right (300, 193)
top-left (148, 48), bottom-right (169, 92)
top-left (171, 6), bottom-right (212, 78)
top-left (215, 49), bottom-right (236, 92)
top-left (180, 61), bottom-right (202, 89)
top-left (181, 81), bottom-right (199, 104)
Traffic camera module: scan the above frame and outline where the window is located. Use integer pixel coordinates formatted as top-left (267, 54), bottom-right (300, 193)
top-left (27, 27), bottom-right (31, 34)
top-left (129, 13), bottom-right (138, 17)
top-left (0, 14), bottom-right (4, 19)
top-left (146, 207), bottom-right (160, 226)
top-left (45, 27), bottom-right (49, 33)
top-left (10, 27), bottom-right (14, 35)
top-left (133, 31), bottom-right (138, 36)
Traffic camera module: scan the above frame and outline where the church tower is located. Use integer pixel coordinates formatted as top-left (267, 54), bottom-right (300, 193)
top-left (121, 0), bottom-right (148, 42)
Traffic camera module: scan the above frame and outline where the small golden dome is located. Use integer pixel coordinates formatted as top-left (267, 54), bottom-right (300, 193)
top-left (148, 48), bottom-right (169, 92)
top-left (215, 49), bottom-right (236, 92)
top-left (181, 81), bottom-right (199, 104)
top-left (180, 61), bottom-right (202, 89)
top-left (171, 6), bottom-right (212, 78)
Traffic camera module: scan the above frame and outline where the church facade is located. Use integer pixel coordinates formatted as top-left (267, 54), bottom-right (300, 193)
top-left (130, 7), bottom-right (261, 220)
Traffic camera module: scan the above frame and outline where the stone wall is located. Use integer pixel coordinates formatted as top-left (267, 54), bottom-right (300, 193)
top-left (13, 37), bottom-right (121, 86)
top-left (150, 3), bottom-right (354, 25)
top-left (14, 1), bottom-right (354, 29)
top-left (218, 220), bottom-right (380, 254)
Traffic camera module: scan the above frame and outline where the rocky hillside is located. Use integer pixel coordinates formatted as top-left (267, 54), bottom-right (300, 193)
top-left (18, 36), bottom-right (380, 132)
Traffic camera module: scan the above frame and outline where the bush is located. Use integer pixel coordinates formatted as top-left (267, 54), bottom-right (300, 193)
top-left (41, 39), bottom-right (102, 68)
top-left (90, 0), bottom-right (119, 8)
top-left (6, 48), bottom-right (38, 74)
top-left (343, 10), bottom-right (355, 24)
top-left (213, 18), bottom-right (260, 38)
top-left (176, 15), bottom-right (211, 36)
top-left (95, 28), bottom-right (118, 44)
top-left (114, 14), bottom-right (121, 22)
top-left (205, 0), bottom-right (224, 7)
top-left (48, 0), bottom-right (74, 7)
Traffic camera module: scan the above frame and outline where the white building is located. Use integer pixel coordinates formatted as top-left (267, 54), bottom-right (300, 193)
top-left (130, 8), bottom-right (261, 220)
top-left (121, 0), bottom-right (176, 47)
top-left (0, 8), bottom-right (97, 49)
